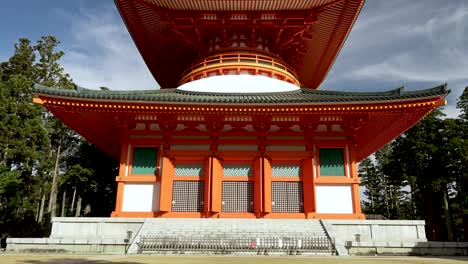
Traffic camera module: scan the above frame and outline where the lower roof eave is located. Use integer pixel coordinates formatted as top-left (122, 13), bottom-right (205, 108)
top-left (33, 84), bottom-right (449, 160)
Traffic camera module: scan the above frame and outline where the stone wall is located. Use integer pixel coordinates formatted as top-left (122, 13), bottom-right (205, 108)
top-left (321, 220), bottom-right (427, 255)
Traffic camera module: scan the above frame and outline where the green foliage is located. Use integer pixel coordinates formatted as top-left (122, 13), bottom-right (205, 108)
top-left (359, 86), bottom-right (468, 241)
top-left (0, 36), bottom-right (117, 237)
top-left (359, 158), bottom-right (381, 214)
top-left (457, 86), bottom-right (468, 121)
top-left (64, 142), bottom-right (118, 217)
top-left (0, 165), bottom-right (22, 196)
top-left (359, 145), bottom-right (414, 220)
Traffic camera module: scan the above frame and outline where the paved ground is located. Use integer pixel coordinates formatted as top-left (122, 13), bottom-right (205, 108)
top-left (0, 255), bottom-right (467, 264)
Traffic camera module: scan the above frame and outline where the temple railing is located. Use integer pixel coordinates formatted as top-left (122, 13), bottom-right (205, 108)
top-left (179, 52), bottom-right (300, 86)
top-left (137, 235), bottom-right (336, 255)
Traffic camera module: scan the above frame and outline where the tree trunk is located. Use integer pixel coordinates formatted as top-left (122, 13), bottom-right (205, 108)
top-left (35, 188), bottom-right (42, 222)
top-left (38, 191), bottom-right (46, 223)
top-left (456, 175), bottom-right (465, 241)
top-left (70, 186), bottom-right (77, 213)
top-left (60, 189), bottom-right (67, 217)
top-left (392, 185), bottom-right (399, 217)
top-left (383, 178), bottom-right (390, 218)
top-left (422, 186), bottom-right (438, 241)
top-left (443, 188), bottom-right (453, 241)
top-left (75, 196), bottom-right (82, 217)
top-left (48, 144), bottom-right (61, 219)
top-left (410, 184), bottom-right (417, 218)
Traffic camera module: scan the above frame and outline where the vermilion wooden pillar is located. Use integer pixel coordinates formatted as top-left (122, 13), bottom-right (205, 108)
top-left (262, 158), bottom-right (272, 214)
top-left (111, 143), bottom-right (129, 216)
top-left (210, 157), bottom-right (223, 214)
top-left (159, 156), bottom-right (174, 212)
top-left (302, 157), bottom-right (316, 218)
top-left (349, 146), bottom-right (363, 217)
top-left (203, 157), bottom-right (212, 215)
top-left (253, 158), bottom-right (263, 215)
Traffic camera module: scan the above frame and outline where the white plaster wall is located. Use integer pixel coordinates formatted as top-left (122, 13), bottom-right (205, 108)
top-left (316, 185), bottom-right (353, 214)
top-left (122, 183), bottom-right (160, 212)
top-left (177, 75), bottom-right (299, 93)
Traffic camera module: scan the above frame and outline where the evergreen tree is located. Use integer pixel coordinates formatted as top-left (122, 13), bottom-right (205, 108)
top-left (0, 36), bottom-right (117, 237)
top-left (454, 86), bottom-right (468, 241)
top-left (359, 158), bottom-right (382, 214)
top-left (388, 109), bottom-right (459, 240)
top-left (0, 40), bottom-right (50, 236)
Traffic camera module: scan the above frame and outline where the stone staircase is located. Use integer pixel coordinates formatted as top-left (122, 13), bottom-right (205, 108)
top-left (127, 218), bottom-right (336, 255)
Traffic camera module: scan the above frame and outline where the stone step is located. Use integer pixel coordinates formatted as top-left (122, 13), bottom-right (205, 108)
top-left (126, 218), bottom-right (331, 254)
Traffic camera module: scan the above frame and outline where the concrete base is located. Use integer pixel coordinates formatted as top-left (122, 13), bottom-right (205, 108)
top-left (321, 219), bottom-right (427, 255)
top-left (6, 218), bottom-right (144, 254)
top-left (346, 241), bottom-right (468, 256)
top-left (49, 217), bottom-right (145, 240)
top-left (6, 238), bottom-right (127, 253)
top-left (322, 220), bottom-right (427, 242)
top-left (6, 217), bottom-right (464, 256)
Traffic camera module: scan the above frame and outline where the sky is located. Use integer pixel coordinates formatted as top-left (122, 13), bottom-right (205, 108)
top-left (0, 0), bottom-right (467, 118)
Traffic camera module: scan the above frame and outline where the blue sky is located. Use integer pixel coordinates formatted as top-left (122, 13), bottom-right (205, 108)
top-left (0, 0), bottom-right (467, 118)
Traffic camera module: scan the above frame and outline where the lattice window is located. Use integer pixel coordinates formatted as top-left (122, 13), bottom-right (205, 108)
top-left (272, 165), bottom-right (301, 177)
top-left (132, 147), bottom-right (157, 175)
top-left (223, 162), bottom-right (252, 177)
top-left (222, 181), bottom-right (254, 212)
top-left (272, 182), bottom-right (304, 213)
top-left (319, 149), bottom-right (345, 176)
top-left (175, 164), bottom-right (204, 177)
top-left (171, 181), bottom-right (204, 212)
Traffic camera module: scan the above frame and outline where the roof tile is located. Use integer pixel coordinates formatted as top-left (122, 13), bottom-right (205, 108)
top-left (34, 83), bottom-right (449, 105)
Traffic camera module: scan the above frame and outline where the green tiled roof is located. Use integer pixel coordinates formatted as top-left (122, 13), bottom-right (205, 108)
top-left (34, 83), bottom-right (449, 105)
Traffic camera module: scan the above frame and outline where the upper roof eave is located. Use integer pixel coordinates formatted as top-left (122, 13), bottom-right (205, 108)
top-left (114, 0), bottom-right (365, 88)
top-left (141, 0), bottom-right (341, 11)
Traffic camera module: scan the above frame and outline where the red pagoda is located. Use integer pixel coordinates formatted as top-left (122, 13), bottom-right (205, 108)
top-left (33, 0), bottom-right (448, 220)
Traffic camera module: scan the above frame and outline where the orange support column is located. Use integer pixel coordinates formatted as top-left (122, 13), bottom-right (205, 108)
top-left (349, 146), bottom-right (364, 218)
top-left (210, 157), bottom-right (223, 213)
top-left (253, 158), bottom-right (263, 215)
top-left (112, 183), bottom-right (125, 217)
top-left (159, 156), bottom-right (174, 212)
top-left (301, 157), bottom-right (316, 218)
top-left (262, 158), bottom-right (272, 214)
top-left (351, 184), bottom-right (362, 216)
top-left (112, 142), bottom-right (129, 217)
top-left (203, 157), bottom-right (212, 215)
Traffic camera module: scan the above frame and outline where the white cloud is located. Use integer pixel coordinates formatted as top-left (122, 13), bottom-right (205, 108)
top-left (58, 5), bottom-right (158, 90)
top-left (351, 50), bottom-right (468, 82)
top-left (323, 0), bottom-right (468, 118)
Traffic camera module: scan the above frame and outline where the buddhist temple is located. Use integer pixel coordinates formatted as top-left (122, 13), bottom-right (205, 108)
top-left (33, 0), bottom-right (448, 220)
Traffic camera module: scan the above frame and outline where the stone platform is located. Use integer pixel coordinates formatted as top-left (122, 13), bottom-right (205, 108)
top-left (7, 217), bottom-right (465, 256)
